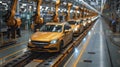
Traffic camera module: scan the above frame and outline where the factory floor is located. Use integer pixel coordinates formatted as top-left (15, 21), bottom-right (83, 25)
top-left (0, 17), bottom-right (120, 67)
top-left (64, 17), bottom-right (120, 67)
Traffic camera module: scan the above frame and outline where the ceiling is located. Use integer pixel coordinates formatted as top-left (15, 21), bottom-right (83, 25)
top-left (0, 0), bottom-right (107, 15)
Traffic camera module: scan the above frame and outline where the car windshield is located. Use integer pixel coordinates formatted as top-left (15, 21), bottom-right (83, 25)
top-left (40, 25), bottom-right (62, 32)
top-left (68, 21), bottom-right (76, 25)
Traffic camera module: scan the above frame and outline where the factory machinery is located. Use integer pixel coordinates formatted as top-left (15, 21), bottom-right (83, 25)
top-left (0, 0), bottom-right (98, 67)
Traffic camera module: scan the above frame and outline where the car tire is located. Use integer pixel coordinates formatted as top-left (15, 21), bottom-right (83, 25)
top-left (59, 41), bottom-right (63, 52)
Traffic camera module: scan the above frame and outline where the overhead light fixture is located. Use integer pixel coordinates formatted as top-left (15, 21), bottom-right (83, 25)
top-left (70, 10), bottom-right (73, 13)
top-left (29, 6), bottom-right (32, 9)
top-left (22, 3), bottom-right (27, 6)
top-left (2, 3), bottom-right (7, 5)
top-left (34, 7), bottom-right (36, 10)
top-left (45, 7), bottom-right (49, 10)
top-left (40, 6), bottom-right (42, 9)
top-left (58, 8), bottom-right (60, 11)
top-left (63, 2), bottom-right (67, 6)
top-left (73, 5), bottom-right (76, 8)
top-left (77, 11), bottom-right (80, 13)
top-left (64, 9), bottom-right (66, 12)
top-left (0, 1), bottom-right (2, 3)
top-left (5, 7), bottom-right (8, 10)
top-left (20, 6), bottom-right (24, 8)
top-left (52, 0), bottom-right (56, 2)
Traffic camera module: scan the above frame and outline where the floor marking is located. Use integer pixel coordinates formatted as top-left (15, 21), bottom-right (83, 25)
top-left (73, 31), bottom-right (93, 67)
top-left (73, 19), bottom-right (98, 67)
top-left (64, 19), bottom-right (99, 67)
top-left (64, 50), bottom-right (75, 67)
top-left (100, 21), bottom-right (104, 67)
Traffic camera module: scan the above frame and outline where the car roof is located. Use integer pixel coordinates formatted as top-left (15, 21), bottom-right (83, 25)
top-left (68, 19), bottom-right (75, 21)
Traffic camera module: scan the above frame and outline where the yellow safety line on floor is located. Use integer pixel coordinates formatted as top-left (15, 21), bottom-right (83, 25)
top-left (73, 27), bottom-right (94, 67)
top-left (63, 19), bottom-right (98, 67)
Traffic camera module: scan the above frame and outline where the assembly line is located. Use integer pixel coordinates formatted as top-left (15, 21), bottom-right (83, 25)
top-left (1, 0), bottom-right (120, 67)
top-left (1, 16), bottom-right (98, 67)
top-left (0, 0), bottom-right (98, 66)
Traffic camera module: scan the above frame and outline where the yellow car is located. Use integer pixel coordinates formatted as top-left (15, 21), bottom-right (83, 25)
top-left (82, 19), bottom-right (88, 30)
top-left (87, 19), bottom-right (92, 26)
top-left (68, 20), bottom-right (83, 36)
top-left (28, 22), bottom-right (73, 52)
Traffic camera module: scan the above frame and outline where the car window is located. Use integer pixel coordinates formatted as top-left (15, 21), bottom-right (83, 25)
top-left (40, 25), bottom-right (62, 32)
top-left (64, 25), bottom-right (71, 30)
top-left (80, 20), bottom-right (83, 23)
top-left (68, 21), bottom-right (76, 25)
top-left (75, 22), bottom-right (79, 25)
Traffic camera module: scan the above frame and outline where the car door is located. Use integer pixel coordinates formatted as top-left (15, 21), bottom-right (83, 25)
top-left (63, 24), bottom-right (72, 46)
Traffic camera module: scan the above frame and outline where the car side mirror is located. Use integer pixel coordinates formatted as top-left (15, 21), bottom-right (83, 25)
top-left (65, 30), bottom-right (69, 33)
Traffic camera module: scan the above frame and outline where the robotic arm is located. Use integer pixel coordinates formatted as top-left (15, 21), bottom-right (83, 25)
top-left (73, 6), bottom-right (79, 20)
top-left (66, 3), bottom-right (72, 21)
top-left (53, 0), bottom-right (60, 22)
top-left (5, 0), bottom-right (19, 26)
top-left (33, 0), bottom-right (43, 24)
top-left (3, 0), bottom-right (22, 38)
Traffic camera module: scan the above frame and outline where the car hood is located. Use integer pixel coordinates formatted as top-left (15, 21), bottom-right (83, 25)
top-left (71, 25), bottom-right (80, 29)
top-left (70, 25), bottom-right (76, 29)
top-left (31, 32), bottom-right (62, 41)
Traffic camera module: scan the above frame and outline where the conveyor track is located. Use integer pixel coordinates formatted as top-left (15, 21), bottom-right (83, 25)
top-left (2, 19), bottom-right (97, 67)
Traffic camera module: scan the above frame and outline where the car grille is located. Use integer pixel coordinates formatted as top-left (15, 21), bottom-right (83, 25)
top-left (31, 41), bottom-right (49, 47)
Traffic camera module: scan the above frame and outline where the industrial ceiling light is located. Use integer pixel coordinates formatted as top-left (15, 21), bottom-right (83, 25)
top-left (40, 6), bottom-right (42, 9)
top-left (4, 6), bottom-right (7, 10)
top-left (45, 6), bottom-right (49, 10)
top-left (22, 3), bottom-right (27, 6)
top-left (70, 10), bottom-right (73, 13)
top-left (20, 6), bottom-right (24, 8)
top-left (64, 9), bottom-right (66, 12)
top-left (52, 0), bottom-right (56, 2)
top-left (29, 6), bottom-right (32, 9)
top-left (51, 7), bottom-right (54, 11)
top-left (34, 7), bottom-right (36, 10)
top-left (58, 8), bottom-right (60, 11)
top-left (0, 1), bottom-right (2, 3)
top-left (2, 3), bottom-right (7, 5)
top-left (63, 2), bottom-right (67, 6)
top-left (77, 11), bottom-right (80, 13)
top-left (73, 5), bottom-right (76, 8)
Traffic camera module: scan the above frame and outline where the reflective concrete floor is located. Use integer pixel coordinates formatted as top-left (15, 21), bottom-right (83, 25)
top-left (0, 17), bottom-right (120, 67)
top-left (0, 31), bottom-right (31, 64)
top-left (64, 17), bottom-right (120, 67)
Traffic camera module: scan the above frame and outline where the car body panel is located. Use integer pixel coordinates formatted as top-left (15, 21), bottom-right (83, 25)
top-left (68, 20), bottom-right (83, 36)
top-left (28, 22), bottom-right (73, 52)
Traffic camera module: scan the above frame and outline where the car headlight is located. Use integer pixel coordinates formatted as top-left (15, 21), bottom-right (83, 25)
top-left (88, 21), bottom-right (91, 23)
top-left (83, 23), bottom-right (86, 26)
top-left (74, 27), bottom-right (78, 31)
top-left (50, 39), bottom-right (58, 44)
top-left (29, 39), bottom-right (31, 42)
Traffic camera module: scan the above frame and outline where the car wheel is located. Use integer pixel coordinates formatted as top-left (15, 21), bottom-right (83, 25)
top-left (59, 41), bottom-right (63, 52)
top-left (71, 34), bottom-right (74, 42)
